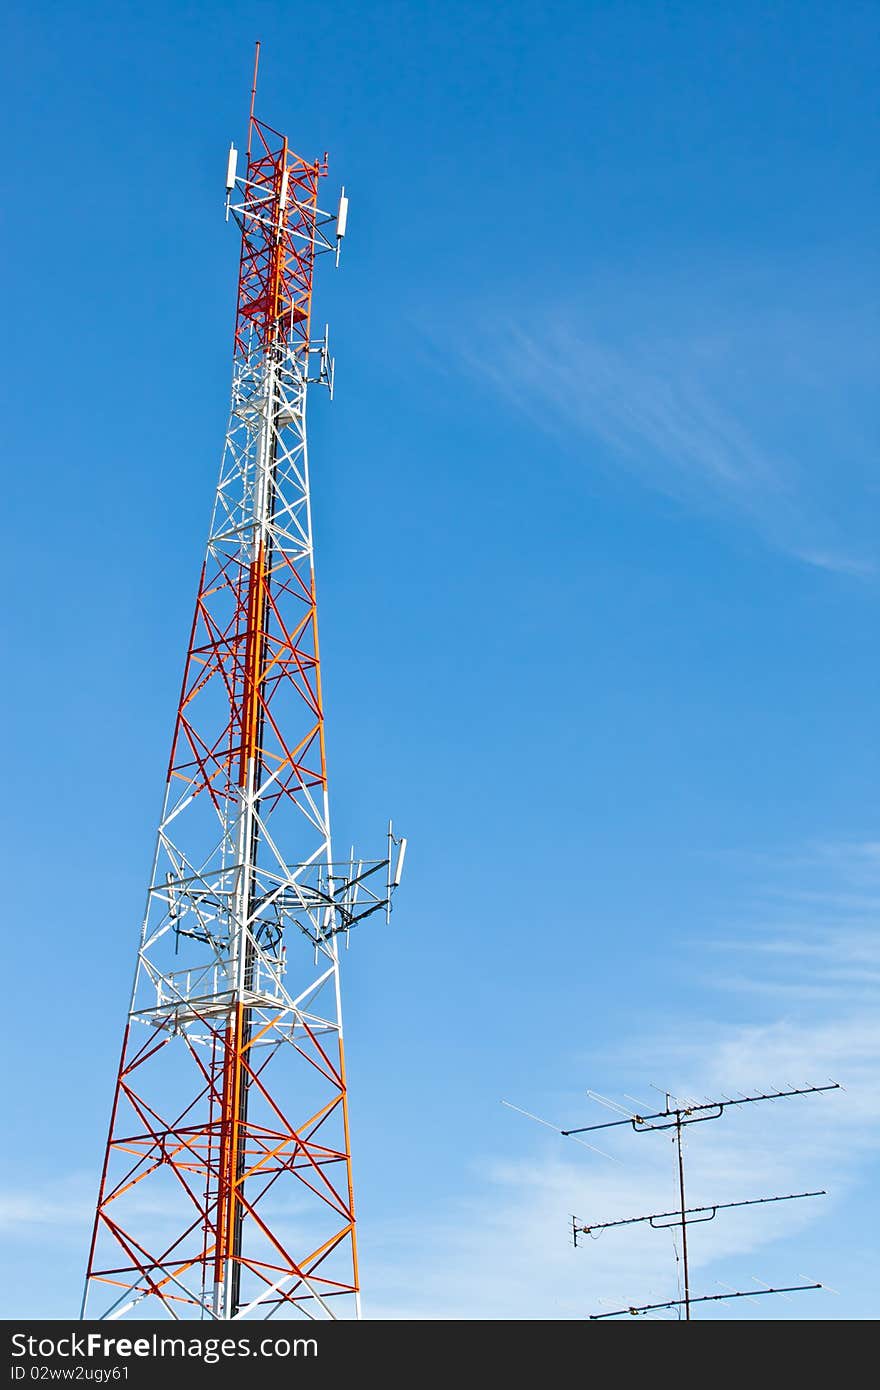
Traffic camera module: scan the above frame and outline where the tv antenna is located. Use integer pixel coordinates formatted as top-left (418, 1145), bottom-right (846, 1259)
top-left (566, 1082), bottom-right (839, 1319)
top-left (503, 1080), bottom-right (840, 1320)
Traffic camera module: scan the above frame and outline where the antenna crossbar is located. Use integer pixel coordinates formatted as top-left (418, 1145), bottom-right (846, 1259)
top-left (572, 1189), bottom-right (824, 1245)
top-left (563, 1083), bottom-right (840, 1137)
top-left (590, 1283), bottom-right (822, 1319)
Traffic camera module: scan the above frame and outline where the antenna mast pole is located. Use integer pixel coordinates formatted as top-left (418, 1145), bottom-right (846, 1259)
top-left (674, 1108), bottom-right (690, 1319)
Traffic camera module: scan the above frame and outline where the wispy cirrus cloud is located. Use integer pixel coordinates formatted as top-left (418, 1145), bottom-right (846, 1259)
top-left (0, 1187), bottom-right (92, 1232)
top-left (479, 324), bottom-right (781, 492)
top-left (455, 269), bottom-right (879, 575)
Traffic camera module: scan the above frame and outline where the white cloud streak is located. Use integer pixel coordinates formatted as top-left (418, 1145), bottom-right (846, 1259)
top-left (458, 296), bottom-right (878, 575)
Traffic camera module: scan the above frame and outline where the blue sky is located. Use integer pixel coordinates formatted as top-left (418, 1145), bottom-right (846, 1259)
top-left (2, 0), bottom-right (878, 1319)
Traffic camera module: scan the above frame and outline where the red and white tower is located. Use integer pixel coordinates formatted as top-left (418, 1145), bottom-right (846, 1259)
top-left (83, 53), bottom-right (405, 1321)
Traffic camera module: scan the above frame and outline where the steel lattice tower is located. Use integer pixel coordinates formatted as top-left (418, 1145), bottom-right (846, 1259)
top-left (83, 59), bottom-right (404, 1322)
